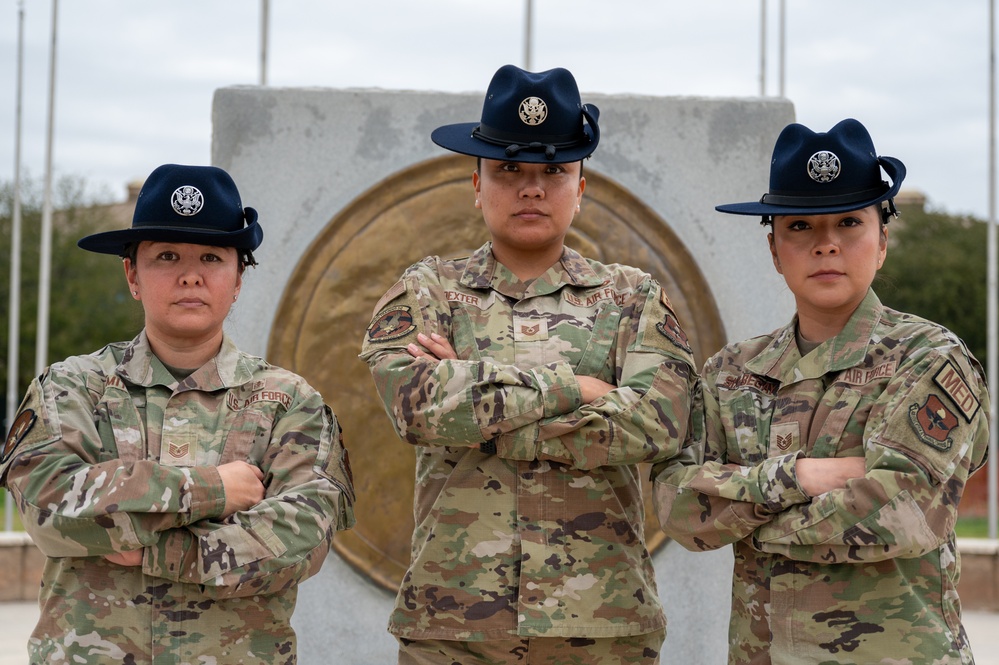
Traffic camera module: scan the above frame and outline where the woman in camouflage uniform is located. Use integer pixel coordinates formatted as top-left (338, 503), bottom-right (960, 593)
top-left (0, 164), bottom-right (355, 664)
top-left (654, 119), bottom-right (990, 664)
top-left (361, 65), bottom-right (698, 664)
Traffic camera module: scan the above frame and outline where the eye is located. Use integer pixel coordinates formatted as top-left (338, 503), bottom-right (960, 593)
top-left (499, 162), bottom-right (520, 172)
top-left (202, 252), bottom-right (224, 263)
top-left (840, 216), bottom-right (863, 227)
top-left (544, 165), bottom-right (565, 175)
top-left (156, 251), bottom-right (178, 261)
top-left (786, 220), bottom-right (810, 231)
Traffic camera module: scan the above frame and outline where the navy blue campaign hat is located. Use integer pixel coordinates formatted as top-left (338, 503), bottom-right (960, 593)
top-left (716, 118), bottom-right (906, 217)
top-left (431, 64), bottom-right (600, 164)
top-left (78, 164), bottom-right (262, 255)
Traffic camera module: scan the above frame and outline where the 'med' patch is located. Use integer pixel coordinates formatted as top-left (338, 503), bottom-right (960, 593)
top-left (366, 306), bottom-right (415, 342)
top-left (909, 394), bottom-right (958, 451)
top-left (933, 361), bottom-right (980, 423)
top-left (2, 408), bottom-right (36, 463)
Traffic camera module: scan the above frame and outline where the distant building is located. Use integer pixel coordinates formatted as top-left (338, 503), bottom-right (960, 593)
top-left (894, 188), bottom-right (926, 212)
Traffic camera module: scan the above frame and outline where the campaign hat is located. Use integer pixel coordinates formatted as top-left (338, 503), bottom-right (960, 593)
top-left (716, 118), bottom-right (905, 216)
top-left (431, 64), bottom-right (599, 164)
top-left (78, 163), bottom-right (262, 255)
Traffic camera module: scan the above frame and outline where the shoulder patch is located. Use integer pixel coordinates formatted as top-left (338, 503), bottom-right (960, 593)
top-left (908, 394), bottom-right (958, 451)
top-left (933, 360), bottom-right (980, 423)
top-left (366, 305), bottom-right (416, 343)
top-left (2, 408), bottom-right (37, 463)
top-left (369, 279), bottom-right (407, 318)
top-left (659, 289), bottom-right (672, 311)
top-left (656, 312), bottom-right (692, 354)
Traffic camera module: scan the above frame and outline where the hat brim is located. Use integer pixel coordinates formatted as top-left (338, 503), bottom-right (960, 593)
top-left (431, 122), bottom-right (598, 164)
top-left (78, 209), bottom-right (263, 255)
top-left (716, 156), bottom-right (906, 217)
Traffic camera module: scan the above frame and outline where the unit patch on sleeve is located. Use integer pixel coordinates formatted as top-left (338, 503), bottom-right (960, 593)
top-left (933, 360), bottom-right (980, 423)
top-left (366, 305), bottom-right (416, 343)
top-left (908, 394), bottom-right (958, 451)
top-left (2, 408), bottom-right (36, 463)
top-left (656, 312), bottom-right (692, 354)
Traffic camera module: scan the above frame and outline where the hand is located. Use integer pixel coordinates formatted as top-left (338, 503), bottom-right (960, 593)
top-left (795, 457), bottom-right (866, 497)
top-left (407, 332), bottom-right (457, 362)
top-left (104, 549), bottom-right (143, 566)
top-left (576, 375), bottom-right (615, 404)
top-left (217, 461), bottom-right (266, 518)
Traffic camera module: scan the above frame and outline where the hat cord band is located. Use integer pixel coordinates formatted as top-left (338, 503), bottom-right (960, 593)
top-left (473, 123), bottom-right (584, 146)
top-left (472, 124), bottom-right (587, 159)
top-left (761, 182), bottom-right (889, 207)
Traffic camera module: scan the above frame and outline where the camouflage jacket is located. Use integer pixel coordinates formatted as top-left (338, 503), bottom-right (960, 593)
top-left (654, 289), bottom-right (990, 665)
top-left (360, 242), bottom-right (697, 641)
top-left (0, 331), bottom-right (356, 665)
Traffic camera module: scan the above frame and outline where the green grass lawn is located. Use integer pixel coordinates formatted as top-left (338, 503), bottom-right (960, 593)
top-left (0, 491), bottom-right (24, 531)
top-left (956, 516), bottom-right (993, 539)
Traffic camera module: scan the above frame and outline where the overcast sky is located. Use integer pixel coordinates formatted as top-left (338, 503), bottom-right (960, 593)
top-left (0, 1), bottom-right (993, 220)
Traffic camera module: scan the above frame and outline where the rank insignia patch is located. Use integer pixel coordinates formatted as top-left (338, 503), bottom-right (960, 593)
top-left (2, 408), bottom-right (36, 463)
top-left (770, 421), bottom-right (799, 453)
top-left (367, 306), bottom-right (416, 342)
top-left (656, 313), bottom-right (692, 353)
top-left (909, 394), bottom-right (958, 451)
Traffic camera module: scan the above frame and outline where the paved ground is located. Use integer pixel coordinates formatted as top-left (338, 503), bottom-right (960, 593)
top-left (0, 601), bottom-right (994, 664)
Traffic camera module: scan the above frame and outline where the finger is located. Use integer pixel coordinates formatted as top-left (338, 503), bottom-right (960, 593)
top-left (407, 343), bottom-right (436, 360)
top-left (427, 333), bottom-right (458, 359)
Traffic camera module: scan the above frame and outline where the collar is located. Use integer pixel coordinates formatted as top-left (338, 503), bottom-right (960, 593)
top-left (458, 242), bottom-right (606, 297)
top-left (745, 288), bottom-right (884, 386)
top-left (116, 330), bottom-right (255, 392)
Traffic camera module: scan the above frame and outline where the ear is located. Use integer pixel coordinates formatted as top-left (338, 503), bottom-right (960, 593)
top-left (878, 224), bottom-right (889, 268)
top-left (472, 170), bottom-right (481, 208)
top-left (123, 258), bottom-right (140, 299)
top-left (767, 232), bottom-right (783, 274)
top-left (577, 175), bottom-right (586, 203)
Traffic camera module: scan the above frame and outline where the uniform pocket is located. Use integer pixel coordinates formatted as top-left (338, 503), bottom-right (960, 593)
top-left (194, 517), bottom-right (287, 583)
top-left (573, 304), bottom-right (621, 381)
top-left (808, 386), bottom-right (864, 458)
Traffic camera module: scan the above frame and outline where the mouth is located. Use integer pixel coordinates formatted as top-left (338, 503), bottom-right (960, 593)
top-left (809, 270), bottom-right (845, 280)
top-left (175, 298), bottom-right (206, 307)
top-left (514, 208), bottom-right (546, 220)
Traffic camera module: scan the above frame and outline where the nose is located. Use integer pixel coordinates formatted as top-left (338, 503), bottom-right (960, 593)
top-left (811, 228), bottom-right (840, 256)
top-left (519, 171), bottom-right (545, 199)
top-left (179, 261), bottom-right (204, 286)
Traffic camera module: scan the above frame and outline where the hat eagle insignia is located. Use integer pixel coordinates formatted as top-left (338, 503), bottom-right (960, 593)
top-left (807, 151), bottom-right (841, 183)
top-left (171, 185), bottom-right (205, 216)
top-left (519, 97), bottom-right (548, 126)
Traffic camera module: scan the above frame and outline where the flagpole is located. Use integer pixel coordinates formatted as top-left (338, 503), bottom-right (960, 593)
top-left (987, 0), bottom-right (998, 540)
top-left (5, 0), bottom-right (27, 533)
top-left (759, 0), bottom-right (767, 96)
top-left (36, 0), bottom-right (58, 377)
top-left (778, 0), bottom-right (786, 97)
top-left (259, 0), bottom-right (269, 86)
top-left (523, 0), bottom-right (533, 71)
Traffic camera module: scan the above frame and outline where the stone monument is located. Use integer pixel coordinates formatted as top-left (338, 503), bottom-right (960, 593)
top-left (212, 84), bottom-right (795, 663)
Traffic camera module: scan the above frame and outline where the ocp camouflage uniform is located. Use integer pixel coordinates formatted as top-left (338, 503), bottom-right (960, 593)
top-left (654, 289), bottom-right (990, 665)
top-left (360, 242), bottom-right (697, 644)
top-left (0, 331), bottom-right (356, 665)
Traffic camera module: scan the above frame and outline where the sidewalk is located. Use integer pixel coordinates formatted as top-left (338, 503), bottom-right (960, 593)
top-left (0, 600), bottom-right (995, 664)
